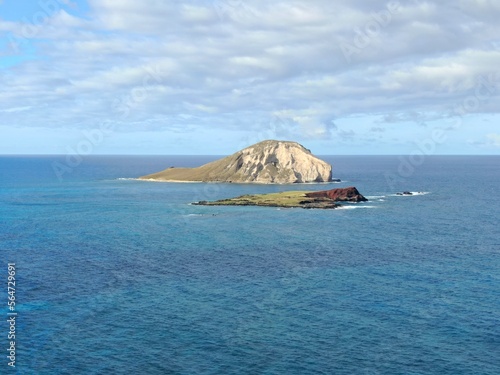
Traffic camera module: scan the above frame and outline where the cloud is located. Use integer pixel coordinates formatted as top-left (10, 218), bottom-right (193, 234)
top-left (0, 0), bottom-right (499, 153)
top-left (380, 111), bottom-right (434, 127)
top-left (487, 133), bottom-right (500, 147)
top-left (337, 129), bottom-right (356, 140)
top-left (271, 109), bottom-right (338, 140)
top-left (0, 106), bottom-right (32, 113)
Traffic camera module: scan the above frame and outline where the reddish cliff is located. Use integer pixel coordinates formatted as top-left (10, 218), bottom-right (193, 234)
top-left (305, 187), bottom-right (367, 202)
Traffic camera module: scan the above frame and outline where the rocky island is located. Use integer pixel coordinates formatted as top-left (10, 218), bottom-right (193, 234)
top-left (139, 140), bottom-right (333, 184)
top-left (193, 187), bottom-right (367, 209)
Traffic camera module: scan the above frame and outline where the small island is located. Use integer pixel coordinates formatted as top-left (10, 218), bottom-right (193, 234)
top-left (193, 187), bottom-right (367, 209)
top-left (139, 140), bottom-right (334, 184)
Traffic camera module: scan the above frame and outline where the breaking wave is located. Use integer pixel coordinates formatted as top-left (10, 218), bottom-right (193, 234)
top-left (336, 205), bottom-right (377, 210)
top-left (391, 191), bottom-right (430, 197)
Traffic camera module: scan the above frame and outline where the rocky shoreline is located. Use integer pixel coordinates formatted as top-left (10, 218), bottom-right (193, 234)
top-left (193, 187), bottom-right (368, 209)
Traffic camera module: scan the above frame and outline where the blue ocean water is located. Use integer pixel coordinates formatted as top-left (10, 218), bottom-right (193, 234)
top-left (0, 155), bottom-right (499, 375)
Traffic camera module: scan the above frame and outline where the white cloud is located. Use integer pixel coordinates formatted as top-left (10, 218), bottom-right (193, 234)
top-left (0, 106), bottom-right (32, 113)
top-left (1, 0), bottom-right (500, 153)
top-left (487, 133), bottom-right (500, 147)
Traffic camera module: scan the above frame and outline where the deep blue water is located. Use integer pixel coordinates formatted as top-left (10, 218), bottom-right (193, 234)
top-left (0, 155), bottom-right (499, 375)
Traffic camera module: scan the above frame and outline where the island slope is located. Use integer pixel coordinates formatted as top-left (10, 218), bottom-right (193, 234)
top-left (139, 140), bottom-right (333, 184)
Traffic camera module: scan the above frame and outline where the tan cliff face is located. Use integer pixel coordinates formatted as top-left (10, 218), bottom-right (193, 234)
top-left (139, 140), bottom-right (333, 184)
top-left (224, 140), bottom-right (332, 183)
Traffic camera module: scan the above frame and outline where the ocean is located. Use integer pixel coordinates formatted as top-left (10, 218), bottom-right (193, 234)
top-left (0, 155), bottom-right (499, 374)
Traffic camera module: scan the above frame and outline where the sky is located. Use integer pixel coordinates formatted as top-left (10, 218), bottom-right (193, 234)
top-left (0, 0), bottom-right (499, 155)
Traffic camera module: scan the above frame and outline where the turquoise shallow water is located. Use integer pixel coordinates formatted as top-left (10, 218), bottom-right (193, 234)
top-left (0, 155), bottom-right (499, 374)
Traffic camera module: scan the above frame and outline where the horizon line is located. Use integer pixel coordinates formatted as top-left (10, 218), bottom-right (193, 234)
top-left (0, 154), bottom-right (499, 157)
